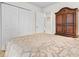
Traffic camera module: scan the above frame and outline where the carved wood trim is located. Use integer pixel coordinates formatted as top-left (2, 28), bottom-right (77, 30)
top-left (55, 7), bottom-right (78, 15)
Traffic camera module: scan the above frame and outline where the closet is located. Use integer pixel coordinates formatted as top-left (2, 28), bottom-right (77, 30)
top-left (0, 3), bottom-right (34, 50)
top-left (55, 7), bottom-right (78, 38)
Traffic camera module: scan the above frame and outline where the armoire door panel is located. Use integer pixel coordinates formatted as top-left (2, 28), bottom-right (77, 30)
top-left (66, 26), bottom-right (73, 34)
top-left (62, 14), bottom-right (66, 33)
top-left (56, 15), bottom-right (62, 25)
top-left (63, 26), bottom-right (66, 33)
top-left (66, 13), bottom-right (74, 34)
top-left (67, 13), bottom-right (74, 24)
top-left (56, 26), bottom-right (62, 33)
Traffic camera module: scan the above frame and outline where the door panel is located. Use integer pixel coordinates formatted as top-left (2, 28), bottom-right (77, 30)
top-left (36, 12), bottom-right (44, 32)
top-left (66, 26), bottom-right (73, 34)
top-left (67, 14), bottom-right (73, 24)
top-left (2, 4), bottom-right (18, 50)
top-left (56, 26), bottom-right (62, 33)
top-left (19, 8), bottom-right (34, 36)
top-left (56, 15), bottom-right (62, 33)
top-left (56, 15), bottom-right (62, 25)
top-left (62, 14), bottom-right (66, 33)
top-left (66, 13), bottom-right (74, 34)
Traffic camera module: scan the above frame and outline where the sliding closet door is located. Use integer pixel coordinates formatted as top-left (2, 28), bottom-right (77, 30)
top-left (19, 8), bottom-right (34, 36)
top-left (0, 4), bottom-right (2, 49)
top-left (2, 4), bottom-right (19, 50)
top-left (2, 4), bottom-right (34, 50)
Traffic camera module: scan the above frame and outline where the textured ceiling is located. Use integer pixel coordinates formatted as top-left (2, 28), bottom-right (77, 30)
top-left (29, 2), bottom-right (57, 8)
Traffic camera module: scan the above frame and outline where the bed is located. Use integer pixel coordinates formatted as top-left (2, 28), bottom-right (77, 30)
top-left (5, 33), bottom-right (79, 57)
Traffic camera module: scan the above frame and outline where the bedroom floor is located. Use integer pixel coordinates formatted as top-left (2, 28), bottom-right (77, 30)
top-left (0, 50), bottom-right (5, 57)
top-left (1, 34), bottom-right (79, 57)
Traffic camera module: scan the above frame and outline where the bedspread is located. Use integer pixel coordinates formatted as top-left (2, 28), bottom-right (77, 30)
top-left (5, 33), bottom-right (79, 57)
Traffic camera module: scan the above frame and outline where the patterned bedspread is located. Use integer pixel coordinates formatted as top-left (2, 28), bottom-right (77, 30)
top-left (5, 33), bottom-right (79, 57)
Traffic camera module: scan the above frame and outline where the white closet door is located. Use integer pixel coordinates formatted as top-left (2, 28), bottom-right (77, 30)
top-left (19, 8), bottom-right (34, 36)
top-left (0, 4), bottom-right (2, 50)
top-left (2, 4), bottom-right (19, 50)
top-left (36, 12), bottom-right (44, 32)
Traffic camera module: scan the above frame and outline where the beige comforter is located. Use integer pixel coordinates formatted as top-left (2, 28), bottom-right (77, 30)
top-left (5, 33), bottom-right (79, 57)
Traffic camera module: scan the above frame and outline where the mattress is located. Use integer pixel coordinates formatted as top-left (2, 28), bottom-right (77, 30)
top-left (5, 33), bottom-right (79, 57)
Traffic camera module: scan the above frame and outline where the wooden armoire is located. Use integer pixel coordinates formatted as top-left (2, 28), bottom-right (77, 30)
top-left (55, 7), bottom-right (78, 38)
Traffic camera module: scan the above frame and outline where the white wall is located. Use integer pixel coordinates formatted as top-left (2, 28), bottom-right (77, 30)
top-left (43, 2), bottom-right (79, 34)
top-left (44, 12), bottom-right (53, 34)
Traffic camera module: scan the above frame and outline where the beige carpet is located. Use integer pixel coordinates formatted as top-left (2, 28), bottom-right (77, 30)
top-left (2, 33), bottom-right (79, 57)
top-left (5, 33), bottom-right (79, 57)
top-left (0, 50), bottom-right (5, 57)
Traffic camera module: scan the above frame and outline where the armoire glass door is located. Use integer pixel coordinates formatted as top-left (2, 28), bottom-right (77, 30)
top-left (66, 13), bottom-right (74, 34)
top-left (56, 15), bottom-right (63, 33)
